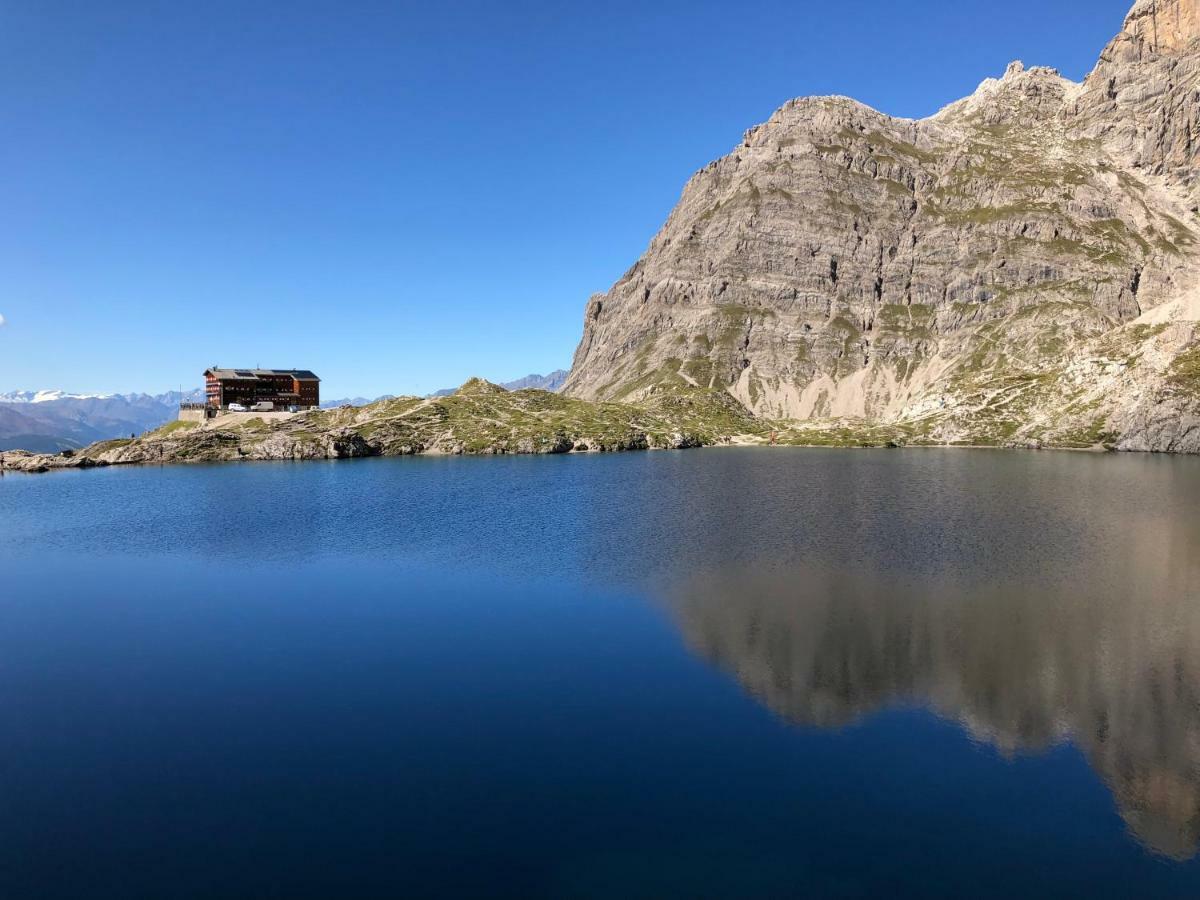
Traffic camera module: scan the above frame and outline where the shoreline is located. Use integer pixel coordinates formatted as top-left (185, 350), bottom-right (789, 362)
top-left (0, 436), bottom-right (1159, 478)
top-left (3, 376), bottom-right (1187, 476)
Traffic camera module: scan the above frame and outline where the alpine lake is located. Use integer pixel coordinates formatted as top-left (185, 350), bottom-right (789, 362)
top-left (3, 448), bottom-right (1200, 898)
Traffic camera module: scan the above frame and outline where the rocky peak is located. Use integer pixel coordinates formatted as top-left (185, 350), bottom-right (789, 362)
top-left (1078, 0), bottom-right (1200, 205)
top-left (933, 62), bottom-right (1076, 126)
top-left (455, 377), bottom-right (508, 396)
top-left (562, 0), bottom-right (1200, 454)
top-left (1123, 0), bottom-right (1200, 55)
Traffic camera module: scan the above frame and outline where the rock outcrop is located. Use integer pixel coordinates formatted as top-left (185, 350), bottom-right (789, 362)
top-left (563, 0), bottom-right (1200, 452)
top-left (1122, 0), bottom-right (1200, 57)
top-left (0, 380), bottom-right (763, 473)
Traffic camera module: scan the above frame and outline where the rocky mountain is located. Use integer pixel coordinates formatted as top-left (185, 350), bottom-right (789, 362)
top-left (10, 1), bottom-right (1200, 469)
top-left (320, 396), bottom-right (395, 409)
top-left (0, 390), bottom-right (118, 404)
top-left (0, 389), bottom-right (203, 452)
top-left (1, 373), bottom-right (571, 452)
top-left (564, 0), bottom-right (1200, 452)
top-left (495, 370), bottom-right (569, 392)
top-left (0, 379), bottom-right (759, 472)
top-left (325, 373), bottom-right (568, 406)
top-left (430, 370), bottom-right (568, 398)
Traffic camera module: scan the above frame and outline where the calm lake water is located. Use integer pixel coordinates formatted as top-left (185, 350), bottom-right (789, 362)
top-left (3, 449), bottom-right (1200, 898)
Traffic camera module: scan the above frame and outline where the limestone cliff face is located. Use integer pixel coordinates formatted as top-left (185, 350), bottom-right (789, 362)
top-left (564, 0), bottom-right (1200, 452)
top-left (1077, 0), bottom-right (1200, 206)
top-left (1123, 0), bottom-right (1200, 56)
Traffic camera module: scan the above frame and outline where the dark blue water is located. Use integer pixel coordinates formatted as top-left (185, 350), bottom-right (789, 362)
top-left (3, 449), bottom-right (1200, 898)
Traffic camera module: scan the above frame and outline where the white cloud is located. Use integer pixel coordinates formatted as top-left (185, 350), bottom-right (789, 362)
top-left (0, 313), bottom-right (6, 326)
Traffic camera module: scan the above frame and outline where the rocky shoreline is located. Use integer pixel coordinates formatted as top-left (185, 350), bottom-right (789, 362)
top-left (0, 379), bottom-right (763, 474)
top-left (4, 376), bottom-right (1192, 476)
top-left (13, 3), bottom-right (1200, 472)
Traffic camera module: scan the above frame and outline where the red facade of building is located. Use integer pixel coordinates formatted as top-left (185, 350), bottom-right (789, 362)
top-left (204, 368), bottom-right (320, 409)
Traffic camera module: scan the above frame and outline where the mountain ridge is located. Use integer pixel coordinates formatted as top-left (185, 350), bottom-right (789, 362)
top-left (429, 370), bottom-right (569, 398)
top-left (562, 0), bottom-right (1200, 452)
top-left (0, 390), bottom-right (204, 453)
top-left (8, 0), bottom-right (1200, 469)
top-left (0, 372), bottom-right (570, 454)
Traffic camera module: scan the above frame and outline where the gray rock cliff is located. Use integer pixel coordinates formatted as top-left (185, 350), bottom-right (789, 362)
top-left (564, 0), bottom-right (1200, 451)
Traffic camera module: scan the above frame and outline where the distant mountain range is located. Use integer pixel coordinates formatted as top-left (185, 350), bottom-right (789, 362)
top-left (320, 395), bottom-right (395, 409)
top-left (1, 373), bottom-right (568, 452)
top-left (322, 371), bottom-right (569, 407)
top-left (0, 389), bottom-right (204, 453)
top-left (493, 370), bottom-right (569, 392)
top-left (0, 390), bottom-right (122, 404)
top-left (430, 370), bottom-right (568, 398)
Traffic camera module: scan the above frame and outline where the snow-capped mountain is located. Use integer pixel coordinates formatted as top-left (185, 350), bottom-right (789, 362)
top-left (0, 390), bottom-right (118, 404)
top-left (0, 388), bottom-right (205, 453)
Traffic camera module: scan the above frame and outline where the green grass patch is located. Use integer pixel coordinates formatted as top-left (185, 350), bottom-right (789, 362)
top-left (154, 420), bottom-right (200, 436)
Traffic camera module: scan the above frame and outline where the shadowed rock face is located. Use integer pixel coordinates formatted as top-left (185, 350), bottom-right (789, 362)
top-left (565, 0), bottom-right (1200, 452)
top-left (664, 521), bottom-right (1200, 859)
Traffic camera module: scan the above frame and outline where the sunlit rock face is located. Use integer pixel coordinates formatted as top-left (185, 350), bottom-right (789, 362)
top-left (664, 519), bottom-right (1200, 860)
top-left (564, 0), bottom-right (1200, 453)
top-left (1123, 0), bottom-right (1200, 56)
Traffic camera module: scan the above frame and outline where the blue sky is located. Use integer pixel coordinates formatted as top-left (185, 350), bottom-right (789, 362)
top-left (0, 0), bottom-right (1132, 398)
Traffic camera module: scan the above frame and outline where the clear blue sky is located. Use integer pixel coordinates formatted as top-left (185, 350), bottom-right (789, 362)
top-left (0, 0), bottom-right (1132, 398)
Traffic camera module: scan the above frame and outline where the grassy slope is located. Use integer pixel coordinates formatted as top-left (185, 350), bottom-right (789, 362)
top-left (314, 378), bottom-right (767, 454)
top-left (0, 379), bottom-right (767, 470)
top-left (8, 329), bottom-right (1200, 474)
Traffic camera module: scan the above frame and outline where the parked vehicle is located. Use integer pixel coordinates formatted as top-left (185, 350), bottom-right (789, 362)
top-left (227, 403), bottom-right (248, 412)
top-left (250, 402), bottom-right (274, 412)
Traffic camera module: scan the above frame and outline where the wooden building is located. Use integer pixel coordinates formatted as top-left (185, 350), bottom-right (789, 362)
top-left (203, 368), bottom-right (320, 409)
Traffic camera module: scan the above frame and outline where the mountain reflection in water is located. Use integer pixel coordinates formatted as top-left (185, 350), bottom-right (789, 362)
top-left (665, 530), bottom-right (1200, 860)
top-left (5, 450), bottom-right (1200, 895)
